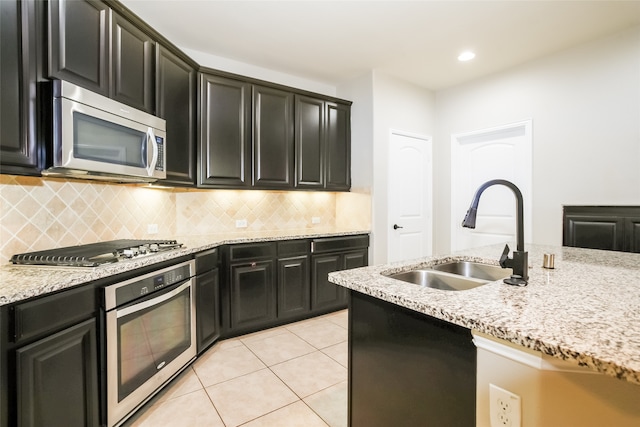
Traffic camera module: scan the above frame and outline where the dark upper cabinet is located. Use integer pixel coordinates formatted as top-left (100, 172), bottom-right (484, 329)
top-left (252, 85), bottom-right (294, 188)
top-left (325, 102), bottom-right (351, 190)
top-left (198, 73), bottom-right (252, 188)
top-left (156, 46), bottom-right (196, 185)
top-left (48, 0), bottom-right (155, 113)
top-left (111, 12), bottom-right (154, 112)
top-left (295, 96), bottom-right (351, 191)
top-left (48, 0), bottom-right (110, 95)
top-left (0, 0), bottom-right (40, 175)
top-left (563, 206), bottom-right (640, 253)
top-left (295, 96), bottom-right (325, 189)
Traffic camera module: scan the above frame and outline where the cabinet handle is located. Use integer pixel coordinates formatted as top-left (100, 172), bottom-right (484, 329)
top-left (311, 242), bottom-right (315, 253)
top-left (251, 262), bottom-right (257, 267)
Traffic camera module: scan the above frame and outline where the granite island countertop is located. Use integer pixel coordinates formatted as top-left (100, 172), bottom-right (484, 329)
top-left (328, 243), bottom-right (640, 386)
top-left (0, 228), bottom-right (369, 306)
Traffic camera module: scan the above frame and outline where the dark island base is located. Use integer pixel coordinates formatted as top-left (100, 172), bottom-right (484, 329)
top-left (348, 290), bottom-right (476, 426)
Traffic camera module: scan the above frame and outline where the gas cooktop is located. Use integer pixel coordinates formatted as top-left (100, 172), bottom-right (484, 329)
top-left (10, 239), bottom-right (184, 267)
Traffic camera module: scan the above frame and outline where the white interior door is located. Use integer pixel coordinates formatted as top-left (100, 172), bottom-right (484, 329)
top-left (451, 120), bottom-right (532, 251)
top-left (388, 130), bottom-right (432, 262)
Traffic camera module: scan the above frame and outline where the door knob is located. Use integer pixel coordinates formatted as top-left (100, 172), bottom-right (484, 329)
top-left (393, 224), bottom-right (403, 230)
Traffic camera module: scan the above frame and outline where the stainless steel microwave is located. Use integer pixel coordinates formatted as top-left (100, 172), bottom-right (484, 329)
top-left (43, 80), bottom-right (166, 182)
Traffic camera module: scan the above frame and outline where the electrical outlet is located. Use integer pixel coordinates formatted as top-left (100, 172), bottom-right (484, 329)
top-left (312, 216), bottom-right (321, 224)
top-left (235, 219), bottom-right (248, 228)
top-left (147, 224), bottom-right (158, 234)
top-left (489, 384), bottom-right (521, 427)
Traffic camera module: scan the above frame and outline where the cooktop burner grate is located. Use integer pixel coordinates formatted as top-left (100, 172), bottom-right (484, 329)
top-left (10, 239), bottom-right (183, 267)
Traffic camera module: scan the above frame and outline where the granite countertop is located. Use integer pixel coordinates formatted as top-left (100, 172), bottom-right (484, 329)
top-left (0, 228), bottom-right (369, 306)
top-left (328, 243), bottom-right (640, 386)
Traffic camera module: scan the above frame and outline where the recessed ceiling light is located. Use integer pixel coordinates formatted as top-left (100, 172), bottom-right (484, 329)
top-left (458, 51), bottom-right (476, 62)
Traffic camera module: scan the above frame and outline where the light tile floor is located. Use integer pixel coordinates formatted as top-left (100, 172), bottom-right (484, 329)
top-left (126, 310), bottom-right (349, 427)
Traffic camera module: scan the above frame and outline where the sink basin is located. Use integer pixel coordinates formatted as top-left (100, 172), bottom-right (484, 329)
top-left (387, 269), bottom-right (488, 291)
top-left (431, 261), bottom-right (511, 281)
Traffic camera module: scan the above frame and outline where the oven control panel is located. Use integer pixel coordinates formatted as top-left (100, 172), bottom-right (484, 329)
top-left (105, 261), bottom-right (194, 310)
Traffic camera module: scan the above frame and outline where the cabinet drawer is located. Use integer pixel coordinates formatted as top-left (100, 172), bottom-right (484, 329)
top-left (277, 239), bottom-right (309, 257)
top-left (229, 242), bottom-right (276, 261)
top-left (311, 235), bottom-right (369, 254)
top-left (13, 284), bottom-right (96, 344)
top-left (196, 247), bottom-right (219, 274)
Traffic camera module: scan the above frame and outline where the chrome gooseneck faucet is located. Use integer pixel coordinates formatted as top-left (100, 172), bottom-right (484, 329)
top-left (461, 179), bottom-right (528, 286)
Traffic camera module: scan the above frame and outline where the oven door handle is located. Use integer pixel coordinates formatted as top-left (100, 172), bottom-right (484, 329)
top-left (116, 280), bottom-right (192, 318)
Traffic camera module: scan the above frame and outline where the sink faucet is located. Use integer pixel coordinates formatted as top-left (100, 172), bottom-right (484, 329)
top-left (461, 179), bottom-right (528, 286)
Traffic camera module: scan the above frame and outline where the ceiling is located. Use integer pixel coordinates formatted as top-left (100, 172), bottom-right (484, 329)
top-left (120, 0), bottom-right (640, 91)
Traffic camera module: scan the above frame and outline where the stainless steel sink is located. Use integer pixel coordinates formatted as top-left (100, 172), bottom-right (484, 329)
top-left (387, 269), bottom-right (489, 291)
top-left (385, 261), bottom-right (511, 291)
top-left (431, 261), bottom-right (511, 281)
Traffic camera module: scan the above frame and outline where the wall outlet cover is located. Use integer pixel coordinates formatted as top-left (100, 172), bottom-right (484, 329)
top-left (147, 224), bottom-right (159, 234)
top-left (489, 384), bottom-right (521, 427)
top-left (235, 219), bottom-right (248, 228)
top-left (312, 216), bottom-right (321, 224)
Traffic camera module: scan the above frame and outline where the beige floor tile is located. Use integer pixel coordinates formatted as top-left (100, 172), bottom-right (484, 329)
top-left (304, 381), bottom-right (348, 427)
top-left (157, 367), bottom-right (203, 403)
top-left (321, 341), bottom-right (348, 368)
top-left (285, 315), bottom-right (332, 334)
top-left (323, 310), bottom-right (348, 329)
top-left (193, 344), bottom-right (265, 387)
top-left (242, 401), bottom-right (329, 427)
top-left (271, 351), bottom-right (347, 398)
top-left (290, 321), bottom-right (348, 349)
top-left (205, 368), bottom-right (298, 427)
top-left (239, 325), bottom-right (289, 344)
top-left (244, 330), bottom-right (317, 366)
top-left (129, 389), bottom-right (224, 427)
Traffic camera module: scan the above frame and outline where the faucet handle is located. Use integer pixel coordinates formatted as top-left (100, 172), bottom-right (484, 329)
top-left (499, 244), bottom-right (511, 268)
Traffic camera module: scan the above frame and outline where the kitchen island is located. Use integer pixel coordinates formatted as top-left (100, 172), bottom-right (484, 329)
top-left (329, 243), bottom-right (640, 426)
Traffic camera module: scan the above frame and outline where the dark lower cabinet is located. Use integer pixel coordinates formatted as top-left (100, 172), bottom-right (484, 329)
top-left (311, 235), bottom-right (369, 312)
top-left (195, 249), bottom-right (220, 354)
top-left (16, 319), bottom-right (99, 427)
top-left (349, 291), bottom-right (476, 427)
top-left (563, 206), bottom-right (640, 253)
top-left (0, 0), bottom-right (40, 176)
top-left (229, 260), bottom-right (277, 332)
top-left (278, 255), bottom-right (310, 320)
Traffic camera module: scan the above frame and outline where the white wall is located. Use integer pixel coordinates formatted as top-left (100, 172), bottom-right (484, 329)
top-left (183, 48), bottom-right (337, 97)
top-left (434, 26), bottom-right (640, 253)
top-left (369, 71), bottom-right (436, 264)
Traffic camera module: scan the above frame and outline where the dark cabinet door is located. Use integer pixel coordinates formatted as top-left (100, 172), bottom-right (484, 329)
top-left (0, 0), bottom-right (39, 175)
top-left (625, 217), bottom-right (640, 253)
top-left (252, 85), bottom-right (294, 188)
top-left (295, 95), bottom-right (325, 189)
top-left (229, 260), bottom-right (276, 332)
top-left (111, 12), bottom-right (154, 113)
top-left (16, 319), bottom-right (99, 427)
top-left (325, 102), bottom-right (351, 190)
top-left (156, 46), bottom-right (196, 185)
top-left (199, 74), bottom-right (251, 187)
top-left (311, 254), bottom-right (345, 312)
top-left (564, 214), bottom-right (625, 251)
top-left (196, 268), bottom-right (220, 354)
top-left (343, 249), bottom-right (368, 270)
top-left (48, 0), bottom-right (110, 95)
top-left (277, 255), bottom-right (310, 320)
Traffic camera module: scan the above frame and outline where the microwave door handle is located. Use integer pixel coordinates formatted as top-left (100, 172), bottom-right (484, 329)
top-left (146, 128), bottom-right (159, 176)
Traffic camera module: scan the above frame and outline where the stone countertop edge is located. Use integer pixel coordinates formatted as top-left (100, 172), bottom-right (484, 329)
top-left (0, 228), bottom-right (369, 306)
top-left (328, 243), bottom-right (640, 386)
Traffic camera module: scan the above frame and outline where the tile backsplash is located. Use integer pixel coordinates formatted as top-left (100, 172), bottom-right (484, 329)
top-left (0, 175), bottom-right (370, 262)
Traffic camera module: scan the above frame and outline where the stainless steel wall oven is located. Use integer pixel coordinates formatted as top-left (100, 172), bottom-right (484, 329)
top-left (103, 259), bottom-right (196, 427)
